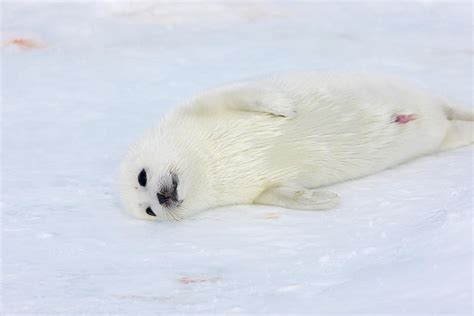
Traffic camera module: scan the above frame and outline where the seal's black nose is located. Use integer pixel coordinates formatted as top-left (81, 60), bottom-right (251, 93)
top-left (157, 173), bottom-right (179, 207)
top-left (157, 193), bottom-right (169, 205)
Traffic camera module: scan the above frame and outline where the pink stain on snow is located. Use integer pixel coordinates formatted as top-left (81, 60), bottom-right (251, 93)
top-left (394, 113), bottom-right (417, 124)
top-left (5, 37), bottom-right (44, 49)
top-left (178, 276), bottom-right (220, 285)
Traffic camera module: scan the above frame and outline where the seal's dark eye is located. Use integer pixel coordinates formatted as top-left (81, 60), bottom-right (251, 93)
top-left (145, 207), bottom-right (156, 217)
top-left (138, 169), bottom-right (147, 187)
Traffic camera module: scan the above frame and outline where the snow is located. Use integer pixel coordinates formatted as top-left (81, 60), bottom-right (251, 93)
top-left (1, 1), bottom-right (472, 314)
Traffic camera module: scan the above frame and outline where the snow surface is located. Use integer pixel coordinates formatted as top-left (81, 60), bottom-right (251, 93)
top-left (1, 1), bottom-right (473, 315)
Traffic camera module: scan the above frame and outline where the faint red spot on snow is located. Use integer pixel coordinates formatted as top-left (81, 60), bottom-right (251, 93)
top-left (178, 276), bottom-right (220, 285)
top-left (393, 113), bottom-right (417, 124)
top-left (263, 212), bottom-right (280, 219)
top-left (5, 37), bottom-right (44, 49)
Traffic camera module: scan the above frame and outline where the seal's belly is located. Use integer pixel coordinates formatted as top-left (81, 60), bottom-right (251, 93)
top-left (270, 80), bottom-right (449, 188)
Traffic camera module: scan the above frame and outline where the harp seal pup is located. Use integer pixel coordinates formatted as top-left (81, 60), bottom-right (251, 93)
top-left (119, 72), bottom-right (473, 221)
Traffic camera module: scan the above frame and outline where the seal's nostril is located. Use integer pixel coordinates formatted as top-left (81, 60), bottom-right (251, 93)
top-left (157, 193), bottom-right (169, 205)
top-left (145, 207), bottom-right (156, 216)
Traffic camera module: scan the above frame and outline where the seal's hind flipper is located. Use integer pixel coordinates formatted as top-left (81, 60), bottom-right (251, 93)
top-left (442, 102), bottom-right (474, 121)
top-left (194, 82), bottom-right (296, 118)
top-left (254, 185), bottom-right (339, 210)
top-left (439, 120), bottom-right (474, 151)
top-left (439, 101), bottom-right (473, 151)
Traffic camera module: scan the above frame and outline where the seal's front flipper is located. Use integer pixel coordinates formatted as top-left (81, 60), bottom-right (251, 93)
top-left (254, 185), bottom-right (339, 210)
top-left (195, 82), bottom-right (296, 118)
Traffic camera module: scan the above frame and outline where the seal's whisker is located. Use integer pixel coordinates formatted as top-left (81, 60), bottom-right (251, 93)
top-left (162, 208), bottom-right (173, 222)
top-left (169, 209), bottom-right (182, 222)
top-left (172, 207), bottom-right (184, 221)
top-left (162, 207), bottom-right (177, 222)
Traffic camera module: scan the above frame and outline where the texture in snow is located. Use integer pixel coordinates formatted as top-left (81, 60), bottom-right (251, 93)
top-left (1, 1), bottom-right (473, 315)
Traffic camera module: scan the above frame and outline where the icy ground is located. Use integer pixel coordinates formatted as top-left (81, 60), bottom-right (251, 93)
top-left (1, 1), bottom-right (473, 315)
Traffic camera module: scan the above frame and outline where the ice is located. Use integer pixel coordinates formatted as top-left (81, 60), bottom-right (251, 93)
top-left (1, 1), bottom-right (472, 314)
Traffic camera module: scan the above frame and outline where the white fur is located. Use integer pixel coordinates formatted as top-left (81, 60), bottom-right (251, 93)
top-left (119, 72), bottom-right (473, 221)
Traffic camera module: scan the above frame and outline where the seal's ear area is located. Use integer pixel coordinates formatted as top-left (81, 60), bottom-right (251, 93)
top-left (254, 185), bottom-right (339, 210)
top-left (194, 82), bottom-right (296, 118)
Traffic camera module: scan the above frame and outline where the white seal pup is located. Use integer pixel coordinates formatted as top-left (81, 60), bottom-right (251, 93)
top-left (119, 72), bottom-right (473, 221)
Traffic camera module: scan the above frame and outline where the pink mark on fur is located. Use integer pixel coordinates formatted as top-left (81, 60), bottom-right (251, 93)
top-left (393, 113), bottom-right (417, 124)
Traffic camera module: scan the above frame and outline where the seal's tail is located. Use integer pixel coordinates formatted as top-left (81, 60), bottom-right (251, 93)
top-left (443, 102), bottom-right (474, 121)
top-left (439, 101), bottom-right (473, 151)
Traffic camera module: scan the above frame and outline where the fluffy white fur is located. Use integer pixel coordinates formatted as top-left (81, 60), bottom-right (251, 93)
top-left (119, 72), bottom-right (473, 221)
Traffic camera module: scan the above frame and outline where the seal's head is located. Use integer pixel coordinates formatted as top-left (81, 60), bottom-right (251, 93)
top-left (119, 130), bottom-right (191, 221)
